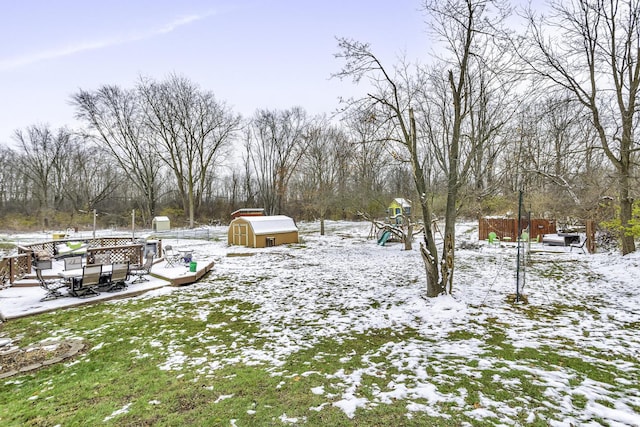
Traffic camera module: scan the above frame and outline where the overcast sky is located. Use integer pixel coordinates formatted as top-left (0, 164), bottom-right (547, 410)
top-left (0, 0), bottom-right (432, 145)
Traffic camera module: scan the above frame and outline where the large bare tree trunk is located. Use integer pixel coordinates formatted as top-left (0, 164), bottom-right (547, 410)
top-left (408, 110), bottom-right (441, 296)
top-left (404, 220), bottom-right (413, 251)
top-left (619, 174), bottom-right (635, 255)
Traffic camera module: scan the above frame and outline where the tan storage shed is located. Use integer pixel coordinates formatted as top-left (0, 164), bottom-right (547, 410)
top-left (228, 215), bottom-right (299, 248)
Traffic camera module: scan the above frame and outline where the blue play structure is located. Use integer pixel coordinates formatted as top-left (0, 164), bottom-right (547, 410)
top-left (378, 230), bottom-right (392, 246)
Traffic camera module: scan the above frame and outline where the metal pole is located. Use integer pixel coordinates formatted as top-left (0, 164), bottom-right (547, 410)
top-left (516, 190), bottom-right (523, 302)
top-left (93, 209), bottom-right (97, 239)
top-left (132, 209), bottom-right (135, 241)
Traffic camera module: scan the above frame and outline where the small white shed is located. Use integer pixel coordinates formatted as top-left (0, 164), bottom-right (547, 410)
top-left (152, 216), bottom-right (171, 232)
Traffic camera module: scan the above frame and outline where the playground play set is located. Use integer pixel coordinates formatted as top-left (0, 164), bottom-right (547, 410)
top-left (365, 198), bottom-right (594, 253)
top-left (361, 198), bottom-right (422, 246)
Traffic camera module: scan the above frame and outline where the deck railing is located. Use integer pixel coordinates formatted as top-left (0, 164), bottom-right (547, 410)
top-left (0, 254), bottom-right (32, 285)
top-left (86, 244), bottom-right (146, 265)
top-left (1, 237), bottom-right (161, 286)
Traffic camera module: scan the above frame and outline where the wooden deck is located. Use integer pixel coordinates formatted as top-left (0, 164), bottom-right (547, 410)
top-left (160, 260), bottom-right (216, 286)
top-left (14, 258), bottom-right (215, 288)
top-left (1, 259), bottom-right (216, 320)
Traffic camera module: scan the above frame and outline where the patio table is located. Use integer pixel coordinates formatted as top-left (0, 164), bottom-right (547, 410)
top-left (58, 265), bottom-right (113, 281)
top-left (59, 265), bottom-right (114, 297)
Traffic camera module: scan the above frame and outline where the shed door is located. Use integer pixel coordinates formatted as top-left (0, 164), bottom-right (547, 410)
top-left (233, 224), bottom-right (248, 246)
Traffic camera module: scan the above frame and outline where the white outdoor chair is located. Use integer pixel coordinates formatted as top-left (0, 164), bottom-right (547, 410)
top-left (163, 245), bottom-right (182, 267)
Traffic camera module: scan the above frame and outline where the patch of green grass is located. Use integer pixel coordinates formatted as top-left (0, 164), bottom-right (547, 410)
top-left (1, 268), bottom-right (638, 426)
top-left (0, 242), bottom-right (15, 250)
top-left (572, 393), bottom-right (588, 409)
top-left (622, 321), bottom-right (640, 330)
top-left (447, 329), bottom-right (480, 341)
top-left (595, 398), bottom-right (614, 409)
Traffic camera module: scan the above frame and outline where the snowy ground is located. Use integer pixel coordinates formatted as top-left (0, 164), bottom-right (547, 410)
top-left (2, 220), bottom-right (639, 425)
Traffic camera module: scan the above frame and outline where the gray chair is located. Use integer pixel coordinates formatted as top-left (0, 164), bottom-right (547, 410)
top-left (71, 264), bottom-right (101, 297)
top-left (63, 255), bottom-right (84, 289)
top-left (130, 253), bottom-right (154, 283)
top-left (104, 262), bottom-right (129, 292)
top-left (64, 256), bottom-right (83, 271)
top-left (35, 260), bottom-right (67, 301)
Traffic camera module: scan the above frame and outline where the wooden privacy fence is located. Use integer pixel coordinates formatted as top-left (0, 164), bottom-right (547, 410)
top-left (479, 218), bottom-right (557, 241)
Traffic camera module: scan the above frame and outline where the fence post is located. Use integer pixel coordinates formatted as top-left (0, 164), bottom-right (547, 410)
top-left (586, 220), bottom-right (596, 254)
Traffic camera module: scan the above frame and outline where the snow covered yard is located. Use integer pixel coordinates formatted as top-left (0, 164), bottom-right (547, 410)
top-left (1, 220), bottom-right (639, 426)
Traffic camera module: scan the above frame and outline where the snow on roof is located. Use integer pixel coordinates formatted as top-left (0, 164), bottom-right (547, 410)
top-left (153, 216), bottom-right (170, 222)
top-left (393, 198), bottom-right (411, 207)
top-left (231, 208), bottom-right (264, 216)
top-left (238, 215), bottom-right (298, 235)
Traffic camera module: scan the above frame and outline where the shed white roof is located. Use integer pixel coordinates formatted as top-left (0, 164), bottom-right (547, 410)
top-left (240, 215), bottom-right (298, 235)
top-left (393, 198), bottom-right (411, 207)
top-left (153, 216), bottom-right (170, 222)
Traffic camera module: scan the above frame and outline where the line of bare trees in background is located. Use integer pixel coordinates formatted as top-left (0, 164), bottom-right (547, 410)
top-left (0, 1), bottom-right (637, 269)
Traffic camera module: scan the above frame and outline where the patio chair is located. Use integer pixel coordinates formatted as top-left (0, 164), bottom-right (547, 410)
top-left (487, 232), bottom-right (500, 246)
top-left (130, 252), bottom-right (154, 284)
top-left (71, 264), bottom-right (101, 298)
top-left (91, 253), bottom-right (111, 265)
top-left (570, 238), bottom-right (587, 254)
top-left (102, 262), bottom-right (129, 292)
top-left (163, 245), bottom-right (182, 267)
top-left (64, 255), bottom-right (83, 271)
top-left (62, 255), bottom-right (84, 288)
top-left (35, 260), bottom-right (67, 302)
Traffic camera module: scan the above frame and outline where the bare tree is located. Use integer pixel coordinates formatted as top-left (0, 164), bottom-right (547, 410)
top-left (422, 0), bottom-right (514, 293)
top-left (72, 85), bottom-right (162, 225)
top-left (61, 136), bottom-right (121, 214)
top-left (335, 39), bottom-right (442, 296)
top-left (241, 130), bottom-right (257, 207)
top-left (336, 0), bottom-right (511, 296)
top-left (246, 107), bottom-right (310, 215)
top-left (342, 108), bottom-right (390, 214)
top-left (139, 75), bottom-right (241, 227)
top-left (521, 0), bottom-right (640, 254)
top-left (299, 121), bottom-right (352, 235)
top-left (0, 147), bottom-right (34, 215)
top-left (13, 125), bottom-right (86, 225)
top-left (0, 146), bottom-right (14, 211)
top-left (14, 125), bottom-right (66, 215)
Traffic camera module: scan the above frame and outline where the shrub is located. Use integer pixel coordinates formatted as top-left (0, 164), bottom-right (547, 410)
top-left (600, 200), bottom-right (640, 239)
